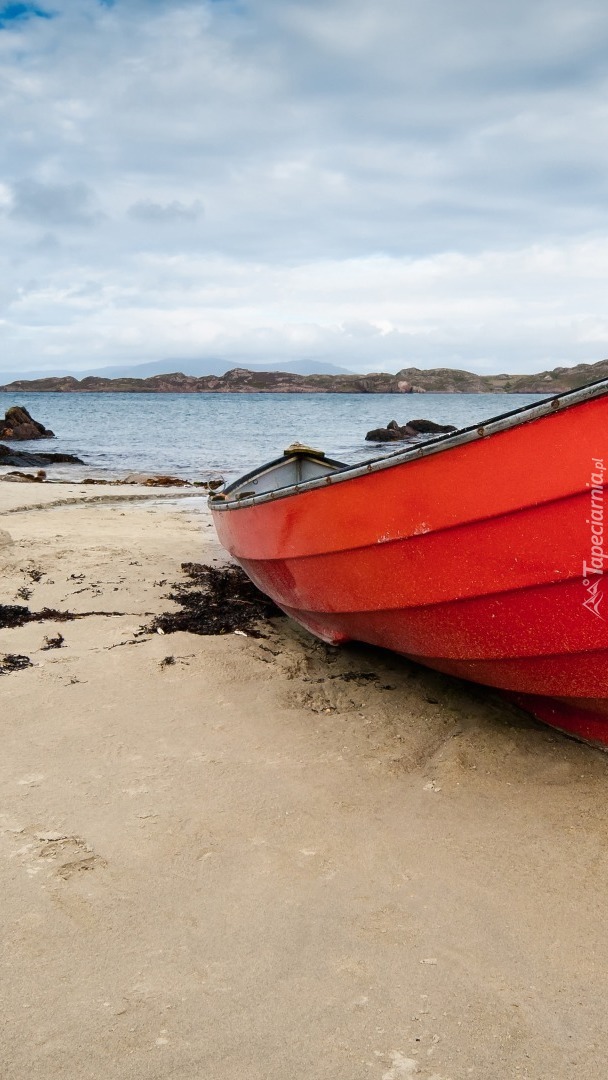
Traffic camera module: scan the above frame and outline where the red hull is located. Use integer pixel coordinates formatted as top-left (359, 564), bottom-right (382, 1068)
top-left (211, 385), bottom-right (608, 748)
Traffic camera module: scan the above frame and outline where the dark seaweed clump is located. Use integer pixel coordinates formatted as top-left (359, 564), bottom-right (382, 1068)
top-left (149, 563), bottom-right (282, 638)
top-left (0, 604), bottom-right (75, 629)
top-left (0, 605), bottom-right (33, 628)
top-left (42, 633), bottom-right (65, 650)
top-left (0, 654), bottom-right (32, 675)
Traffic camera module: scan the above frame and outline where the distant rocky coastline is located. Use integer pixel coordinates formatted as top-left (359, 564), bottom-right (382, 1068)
top-left (1, 358), bottom-right (607, 395)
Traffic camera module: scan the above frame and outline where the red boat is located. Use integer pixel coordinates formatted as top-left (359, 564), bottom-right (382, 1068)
top-left (210, 380), bottom-right (608, 749)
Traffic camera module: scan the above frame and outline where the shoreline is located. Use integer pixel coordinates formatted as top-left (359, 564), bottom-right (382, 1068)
top-left (2, 486), bottom-right (608, 1078)
top-left (0, 481), bottom-right (211, 514)
top-left (0, 386), bottom-right (546, 394)
top-left (0, 391), bottom-right (547, 484)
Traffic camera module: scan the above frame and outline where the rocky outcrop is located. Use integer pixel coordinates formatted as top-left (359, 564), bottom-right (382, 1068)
top-left (0, 406), bottom-right (54, 440)
top-left (3, 357), bottom-right (608, 394)
top-left (365, 418), bottom-right (457, 442)
top-left (0, 445), bottom-right (83, 467)
top-left (0, 370), bottom-right (404, 394)
top-left (406, 419), bottom-right (458, 434)
top-left (391, 360), bottom-right (608, 394)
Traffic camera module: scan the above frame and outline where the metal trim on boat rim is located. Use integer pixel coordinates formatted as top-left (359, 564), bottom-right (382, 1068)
top-left (210, 377), bottom-right (608, 511)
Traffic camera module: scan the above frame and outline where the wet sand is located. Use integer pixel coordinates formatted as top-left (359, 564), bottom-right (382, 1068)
top-left (1, 484), bottom-right (608, 1079)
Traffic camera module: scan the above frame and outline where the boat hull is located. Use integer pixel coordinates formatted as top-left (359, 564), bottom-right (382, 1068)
top-left (211, 388), bottom-right (608, 748)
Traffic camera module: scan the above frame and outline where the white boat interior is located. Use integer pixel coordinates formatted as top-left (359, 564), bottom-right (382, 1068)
top-left (218, 445), bottom-right (347, 501)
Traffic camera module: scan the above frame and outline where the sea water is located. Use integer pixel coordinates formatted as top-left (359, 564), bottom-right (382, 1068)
top-left (0, 391), bottom-right (544, 482)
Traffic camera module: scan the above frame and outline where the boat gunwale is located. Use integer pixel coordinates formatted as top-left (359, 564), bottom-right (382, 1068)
top-left (210, 377), bottom-right (608, 511)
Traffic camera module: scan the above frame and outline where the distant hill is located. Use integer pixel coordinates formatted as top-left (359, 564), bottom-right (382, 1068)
top-left (0, 357), bottom-right (352, 384)
top-left (391, 360), bottom-right (608, 394)
top-left (89, 358), bottom-right (353, 378)
top-left (1, 358), bottom-right (608, 395)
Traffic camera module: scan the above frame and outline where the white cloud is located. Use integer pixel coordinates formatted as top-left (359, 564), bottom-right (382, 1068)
top-left (1, 0), bottom-right (608, 373)
top-left (127, 198), bottom-right (204, 223)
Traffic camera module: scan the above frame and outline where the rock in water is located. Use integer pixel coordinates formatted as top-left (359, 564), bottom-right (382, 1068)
top-left (365, 418), bottom-right (458, 442)
top-left (365, 426), bottom-right (406, 442)
top-left (0, 445), bottom-right (84, 467)
top-left (0, 406), bottom-right (55, 441)
top-left (406, 418), bottom-right (458, 433)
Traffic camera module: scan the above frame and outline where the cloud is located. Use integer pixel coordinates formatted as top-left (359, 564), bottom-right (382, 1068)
top-left (4, 241), bottom-right (608, 373)
top-left (127, 198), bottom-right (204, 223)
top-left (1, 0), bottom-right (608, 372)
top-left (8, 178), bottom-right (103, 227)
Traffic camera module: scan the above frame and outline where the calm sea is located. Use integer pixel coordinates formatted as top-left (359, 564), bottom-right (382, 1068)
top-left (0, 391), bottom-right (544, 482)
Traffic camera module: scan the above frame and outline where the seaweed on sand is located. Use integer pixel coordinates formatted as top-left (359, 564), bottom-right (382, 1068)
top-left (0, 604), bottom-right (75, 629)
top-left (42, 633), bottom-right (65, 650)
top-left (148, 563), bottom-right (282, 638)
top-left (0, 654), bottom-right (32, 675)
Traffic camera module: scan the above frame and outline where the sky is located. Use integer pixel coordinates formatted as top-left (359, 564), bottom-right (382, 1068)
top-left (2, 0), bottom-right (608, 375)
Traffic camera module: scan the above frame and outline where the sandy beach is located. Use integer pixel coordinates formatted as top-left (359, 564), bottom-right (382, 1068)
top-left (2, 483), bottom-right (608, 1079)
